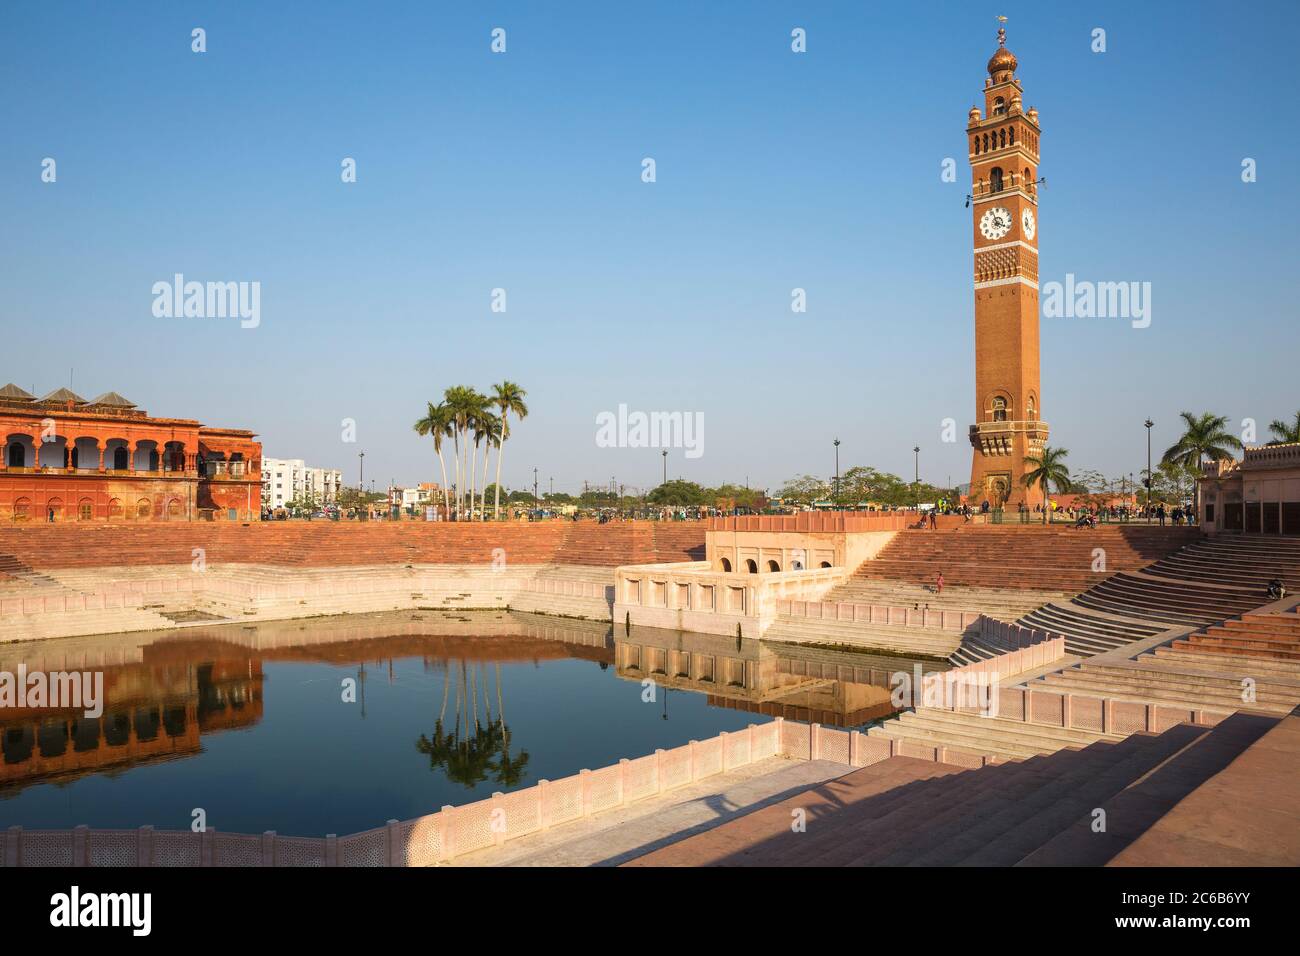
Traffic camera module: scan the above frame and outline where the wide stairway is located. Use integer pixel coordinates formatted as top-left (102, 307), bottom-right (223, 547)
top-left (853, 526), bottom-right (1196, 593)
top-left (625, 713), bottom-right (1276, 866)
top-left (1018, 536), bottom-right (1300, 656)
top-left (820, 579), bottom-right (1060, 622)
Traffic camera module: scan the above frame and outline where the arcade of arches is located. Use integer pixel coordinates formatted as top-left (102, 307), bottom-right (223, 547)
top-left (0, 384), bottom-right (262, 523)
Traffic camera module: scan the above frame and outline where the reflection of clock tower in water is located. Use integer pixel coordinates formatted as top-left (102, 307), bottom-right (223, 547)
top-left (967, 26), bottom-right (1048, 508)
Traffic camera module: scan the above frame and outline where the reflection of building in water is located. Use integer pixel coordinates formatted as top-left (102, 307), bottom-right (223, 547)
top-left (0, 657), bottom-right (263, 790)
top-left (0, 610), bottom-right (613, 794)
top-left (614, 624), bottom-right (950, 728)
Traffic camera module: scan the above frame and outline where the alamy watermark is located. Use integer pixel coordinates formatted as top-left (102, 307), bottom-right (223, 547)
top-left (1042, 273), bottom-right (1151, 329)
top-left (596, 403), bottom-right (704, 459)
top-left (0, 666), bottom-right (104, 718)
top-left (152, 273), bottom-right (260, 328)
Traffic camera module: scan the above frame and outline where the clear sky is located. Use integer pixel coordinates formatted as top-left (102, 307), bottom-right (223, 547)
top-left (2, 1), bottom-right (1297, 494)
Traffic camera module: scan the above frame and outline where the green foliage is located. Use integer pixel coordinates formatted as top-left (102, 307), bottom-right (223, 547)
top-left (646, 480), bottom-right (710, 506)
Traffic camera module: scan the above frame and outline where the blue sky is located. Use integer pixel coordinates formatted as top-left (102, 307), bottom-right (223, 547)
top-left (2, 1), bottom-right (1297, 494)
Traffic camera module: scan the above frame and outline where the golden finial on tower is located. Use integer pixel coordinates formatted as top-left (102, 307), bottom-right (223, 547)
top-left (996, 15), bottom-right (1008, 47)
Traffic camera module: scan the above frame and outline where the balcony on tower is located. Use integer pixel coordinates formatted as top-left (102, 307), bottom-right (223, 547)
top-left (969, 419), bottom-right (1050, 456)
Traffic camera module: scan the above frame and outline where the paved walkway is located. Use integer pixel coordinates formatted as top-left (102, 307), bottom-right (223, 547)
top-left (444, 757), bottom-right (851, 867)
top-left (1108, 707), bottom-right (1300, 866)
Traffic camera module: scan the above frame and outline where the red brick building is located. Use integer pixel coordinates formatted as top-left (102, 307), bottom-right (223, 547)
top-left (0, 383), bottom-right (261, 523)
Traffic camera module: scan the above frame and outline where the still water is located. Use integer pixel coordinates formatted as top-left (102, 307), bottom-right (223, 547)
top-left (0, 610), bottom-right (910, 837)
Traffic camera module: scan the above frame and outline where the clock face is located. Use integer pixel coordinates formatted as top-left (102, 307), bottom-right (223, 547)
top-left (979, 206), bottom-right (1012, 240)
top-left (1021, 208), bottom-right (1036, 240)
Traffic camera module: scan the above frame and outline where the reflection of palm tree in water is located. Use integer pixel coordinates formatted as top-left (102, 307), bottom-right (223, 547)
top-left (416, 660), bottom-right (529, 790)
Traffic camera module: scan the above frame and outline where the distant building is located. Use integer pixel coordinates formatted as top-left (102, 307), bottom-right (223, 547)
top-left (0, 382), bottom-right (261, 522)
top-left (1199, 443), bottom-right (1300, 535)
top-left (261, 458), bottom-right (343, 510)
top-left (397, 483), bottom-right (442, 513)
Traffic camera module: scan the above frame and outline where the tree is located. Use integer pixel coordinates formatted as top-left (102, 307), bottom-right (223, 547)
top-left (413, 402), bottom-right (453, 518)
top-left (647, 479), bottom-right (709, 506)
top-left (776, 475), bottom-right (831, 507)
top-left (442, 386), bottom-right (487, 519)
top-left (1267, 410), bottom-right (1300, 446)
top-left (287, 490), bottom-right (320, 517)
top-left (1022, 446), bottom-right (1072, 523)
top-left (490, 382), bottom-right (528, 521)
top-left (473, 408), bottom-right (500, 520)
top-left (1162, 411), bottom-right (1243, 515)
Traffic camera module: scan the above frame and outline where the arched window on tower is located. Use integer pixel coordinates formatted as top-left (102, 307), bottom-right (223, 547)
top-left (1024, 167), bottom-right (1033, 193)
top-left (1008, 127), bottom-right (1015, 146)
top-left (989, 167), bottom-right (1004, 193)
top-left (982, 133), bottom-right (989, 153)
top-left (992, 397), bottom-right (1008, 422)
top-left (1027, 396), bottom-right (1037, 420)
top-left (973, 136), bottom-right (979, 155)
top-left (998, 128), bottom-right (1006, 148)
top-left (993, 97), bottom-right (1006, 116)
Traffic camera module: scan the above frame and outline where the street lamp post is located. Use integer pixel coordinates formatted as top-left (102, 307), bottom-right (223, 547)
top-left (1144, 419), bottom-right (1154, 512)
top-left (533, 467), bottom-right (539, 510)
top-left (913, 446), bottom-right (921, 507)
top-left (662, 449), bottom-right (667, 486)
top-left (833, 439), bottom-right (841, 509)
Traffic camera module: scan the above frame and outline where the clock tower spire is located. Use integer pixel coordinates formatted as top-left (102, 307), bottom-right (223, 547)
top-left (967, 21), bottom-right (1048, 509)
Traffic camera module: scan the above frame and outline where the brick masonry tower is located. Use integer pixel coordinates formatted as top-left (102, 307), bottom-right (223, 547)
top-left (967, 24), bottom-right (1049, 509)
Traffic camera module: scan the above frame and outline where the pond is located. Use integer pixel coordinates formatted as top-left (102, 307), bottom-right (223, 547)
top-left (0, 610), bottom-right (909, 837)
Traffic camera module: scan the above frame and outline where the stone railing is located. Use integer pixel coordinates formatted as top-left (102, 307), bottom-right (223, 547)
top-left (707, 513), bottom-right (915, 532)
top-left (776, 599), bottom-right (981, 632)
top-left (976, 615), bottom-right (1064, 651)
top-left (1, 721), bottom-right (786, 867)
top-left (923, 684), bottom-right (1230, 743)
top-left (1242, 442), bottom-right (1300, 470)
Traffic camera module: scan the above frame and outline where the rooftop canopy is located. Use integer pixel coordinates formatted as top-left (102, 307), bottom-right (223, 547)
top-left (0, 383), bottom-right (35, 401)
top-left (88, 391), bottom-right (137, 408)
top-left (39, 387), bottom-right (86, 404)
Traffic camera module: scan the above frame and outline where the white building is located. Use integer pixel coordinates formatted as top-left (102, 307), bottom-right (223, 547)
top-left (262, 458), bottom-right (344, 510)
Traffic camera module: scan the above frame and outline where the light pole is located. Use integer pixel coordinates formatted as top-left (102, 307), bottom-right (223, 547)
top-left (833, 438), bottom-right (841, 509)
top-left (1144, 419), bottom-right (1154, 512)
top-left (913, 446), bottom-right (921, 507)
top-left (533, 467), bottom-right (539, 510)
top-left (662, 449), bottom-right (667, 486)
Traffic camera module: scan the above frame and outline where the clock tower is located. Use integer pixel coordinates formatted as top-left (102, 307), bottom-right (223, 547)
top-left (967, 25), bottom-right (1048, 509)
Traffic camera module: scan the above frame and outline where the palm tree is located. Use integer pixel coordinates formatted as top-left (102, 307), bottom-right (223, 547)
top-left (477, 412), bottom-right (501, 520)
top-left (473, 409), bottom-right (500, 521)
top-left (413, 402), bottom-right (453, 518)
top-left (491, 382), bottom-right (529, 520)
top-left (462, 391), bottom-right (489, 519)
top-left (1022, 446), bottom-right (1072, 523)
top-left (442, 386), bottom-right (482, 519)
top-left (1162, 412), bottom-right (1243, 516)
top-left (1268, 410), bottom-right (1300, 446)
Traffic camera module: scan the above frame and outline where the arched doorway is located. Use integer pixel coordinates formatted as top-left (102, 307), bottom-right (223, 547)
top-left (745, 559), bottom-right (758, 574)
top-left (166, 498), bottom-right (182, 520)
top-left (719, 557), bottom-right (732, 572)
top-left (136, 498), bottom-right (152, 520)
top-left (45, 498), bottom-right (63, 522)
top-left (766, 559), bottom-right (781, 573)
top-left (108, 498), bottom-right (123, 520)
top-left (819, 561), bottom-right (833, 569)
top-left (78, 498), bottom-right (93, 521)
